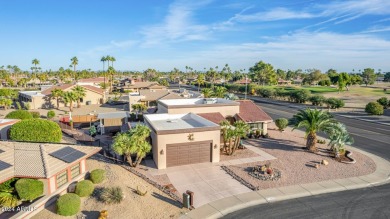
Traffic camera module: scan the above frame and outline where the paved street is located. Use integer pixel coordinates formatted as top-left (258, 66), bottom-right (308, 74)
top-left (222, 98), bottom-right (390, 219)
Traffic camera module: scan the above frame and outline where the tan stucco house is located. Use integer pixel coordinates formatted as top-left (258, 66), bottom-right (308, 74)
top-left (145, 98), bottom-right (272, 169)
top-left (0, 142), bottom-right (100, 218)
top-left (18, 84), bottom-right (106, 109)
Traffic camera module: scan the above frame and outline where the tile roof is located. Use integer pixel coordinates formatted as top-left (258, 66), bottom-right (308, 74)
top-left (77, 77), bottom-right (105, 83)
top-left (159, 93), bottom-right (183, 100)
top-left (197, 112), bottom-right (226, 125)
top-left (139, 90), bottom-right (169, 101)
top-left (0, 142), bottom-right (100, 183)
top-left (124, 82), bottom-right (158, 89)
top-left (81, 85), bottom-right (105, 95)
top-left (235, 100), bottom-right (273, 123)
top-left (41, 84), bottom-right (74, 95)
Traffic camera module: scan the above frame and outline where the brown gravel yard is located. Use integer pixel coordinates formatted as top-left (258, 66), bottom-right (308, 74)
top-left (33, 156), bottom-right (188, 219)
top-left (224, 123), bottom-right (376, 190)
top-left (220, 147), bottom-right (259, 161)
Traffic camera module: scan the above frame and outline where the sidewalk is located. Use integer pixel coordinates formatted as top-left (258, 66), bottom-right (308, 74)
top-left (180, 146), bottom-right (390, 219)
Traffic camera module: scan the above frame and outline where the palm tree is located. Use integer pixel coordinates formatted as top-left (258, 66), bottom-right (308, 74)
top-left (70, 56), bottom-right (78, 80)
top-left (201, 88), bottom-right (213, 98)
top-left (110, 56), bottom-right (116, 68)
top-left (196, 74), bottom-right (205, 92)
top-left (112, 132), bottom-right (136, 166)
top-left (72, 85), bottom-right (86, 108)
top-left (213, 86), bottom-right (227, 98)
top-left (107, 66), bottom-right (115, 93)
top-left (229, 120), bottom-right (249, 155)
top-left (31, 59), bottom-right (40, 73)
top-left (290, 108), bottom-right (338, 152)
top-left (51, 88), bottom-right (64, 109)
top-left (62, 91), bottom-right (78, 112)
top-left (105, 55), bottom-right (111, 67)
top-left (131, 104), bottom-right (147, 119)
top-left (132, 125), bottom-right (152, 167)
top-left (220, 120), bottom-right (233, 153)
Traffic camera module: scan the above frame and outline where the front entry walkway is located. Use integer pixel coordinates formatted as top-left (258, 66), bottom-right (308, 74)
top-left (145, 144), bottom-right (276, 207)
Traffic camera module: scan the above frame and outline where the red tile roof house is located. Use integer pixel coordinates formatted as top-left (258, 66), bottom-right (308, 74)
top-left (0, 141), bottom-right (100, 219)
top-left (18, 84), bottom-right (106, 109)
top-left (144, 98), bottom-right (272, 169)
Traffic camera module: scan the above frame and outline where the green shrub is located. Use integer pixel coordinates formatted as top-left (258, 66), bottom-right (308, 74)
top-left (30, 111), bottom-right (40, 118)
top-left (75, 180), bottom-right (94, 197)
top-left (90, 169), bottom-right (106, 184)
top-left (56, 193), bottom-right (81, 216)
top-left (365, 102), bottom-right (384, 115)
top-left (289, 89), bottom-right (311, 103)
top-left (9, 119), bottom-right (62, 142)
top-left (47, 110), bottom-right (56, 119)
top-left (0, 178), bottom-right (19, 193)
top-left (275, 118), bottom-right (288, 131)
top-left (309, 95), bottom-right (326, 106)
top-left (5, 110), bottom-right (33, 120)
top-left (99, 187), bottom-right (124, 204)
top-left (326, 98), bottom-right (345, 109)
top-left (0, 192), bottom-right (19, 207)
top-left (377, 97), bottom-right (389, 109)
top-left (15, 102), bottom-right (22, 110)
top-left (15, 179), bottom-right (44, 201)
top-left (256, 88), bottom-right (274, 98)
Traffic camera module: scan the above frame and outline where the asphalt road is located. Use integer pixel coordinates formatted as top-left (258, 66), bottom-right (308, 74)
top-left (223, 99), bottom-right (390, 219)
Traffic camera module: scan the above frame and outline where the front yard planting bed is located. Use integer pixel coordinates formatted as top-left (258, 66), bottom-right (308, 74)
top-left (220, 146), bottom-right (259, 161)
top-left (222, 124), bottom-right (376, 190)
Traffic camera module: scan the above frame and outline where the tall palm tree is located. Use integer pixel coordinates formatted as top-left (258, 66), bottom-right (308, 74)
top-left (105, 55), bottom-right (111, 67)
top-left (70, 56), bottom-right (78, 80)
top-left (72, 85), bottom-right (86, 108)
top-left (51, 88), bottom-right (64, 109)
top-left (31, 59), bottom-right (40, 73)
top-left (110, 56), bottom-right (116, 68)
top-left (290, 108), bottom-right (338, 152)
top-left (62, 91), bottom-right (78, 112)
top-left (107, 66), bottom-right (115, 93)
top-left (196, 74), bottom-right (205, 92)
top-left (201, 88), bottom-right (213, 98)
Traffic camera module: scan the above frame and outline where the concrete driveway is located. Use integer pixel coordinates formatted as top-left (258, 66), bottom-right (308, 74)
top-left (164, 163), bottom-right (251, 207)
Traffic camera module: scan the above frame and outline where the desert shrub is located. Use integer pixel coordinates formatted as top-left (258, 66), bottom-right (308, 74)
top-left (256, 88), bottom-right (274, 98)
top-left (0, 178), bottom-right (19, 193)
top-left (99, 187), bottom-right (124, 204)
top-left (289, 89), bottom-right (311, 103)
top-left (5, 110), bottom-right (33, 120)
top-left (326, 98), bottom-right (345, 109)
top-left (9, 119), bottom-right (62, 142)
top-left (377, 97), bottom-right (389, 109)
top-left (0, 192), bottom-right (19, 207)
top-left (56, 193), bottom-right (81, 216)
top-left (15, 102), bottom-right (22, 110)
top-left (90, 169), bottom-right (106, 184)
top-left (75, 180), bottom-right (94, 197)
top-left (275, 118), bottom-right (288, 131)
top-left (309, 95), bottom-right (326, 106)
top-left (15, 179), bottom-right (44, 201)
top-left (24, 102), bottom-right (30, 110)
top-left (47, 110), bottom-right (56, 119)
top-left (30, 111), bottom-right (40, 118)
top-left (365, 102), bottom-right (384, 115)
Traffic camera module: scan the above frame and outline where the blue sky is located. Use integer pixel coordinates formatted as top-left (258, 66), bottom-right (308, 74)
top-left (1, 0), bottom-right (390, 72)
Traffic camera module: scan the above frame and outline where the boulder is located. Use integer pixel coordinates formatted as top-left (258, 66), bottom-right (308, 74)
top-left (322, 160), bottom-right (329, 166)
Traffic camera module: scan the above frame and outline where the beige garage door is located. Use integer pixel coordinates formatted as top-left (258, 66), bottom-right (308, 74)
top-left (166, 141), bottom-right (212, 167)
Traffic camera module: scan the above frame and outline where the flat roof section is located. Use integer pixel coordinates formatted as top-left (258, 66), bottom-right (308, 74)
top-left (144, 113), bottom-right (220, 134)
top-left (158, 98), bottom-right (239, 108)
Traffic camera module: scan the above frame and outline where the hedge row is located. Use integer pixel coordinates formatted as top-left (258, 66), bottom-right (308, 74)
top-left (9, 119), bottom-right (62, 142)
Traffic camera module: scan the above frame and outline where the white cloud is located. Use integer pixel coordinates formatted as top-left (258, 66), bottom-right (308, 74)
top-left (361, 25), bottom-right (390, 33)
top-left (231, 7), bottom-right (315, 22)
top-left (81, 40), bottom-right (138, 57)
top-left (140, 0), bottom-right (212, 46)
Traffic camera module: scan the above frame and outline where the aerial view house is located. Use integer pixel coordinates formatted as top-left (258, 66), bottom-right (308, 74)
top-left (0, 142), bottom-right (100, 218)
top-left (119, 81), bottom-right (166, 92)
top-left (144, 113), bottom-right (220, 169)
top-left (128, 89), bottom-right (182, 108)
top-left (18, 84), bottom-right (106, 109)
top-left (76, 77), bottom-right (106, 88)
top-left (97, 111), bottom-right (131, 134)
top-left (145, 98), bottom-right (272, 169)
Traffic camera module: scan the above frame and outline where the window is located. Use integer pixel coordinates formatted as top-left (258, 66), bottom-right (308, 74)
top-left (71, 163), bottom-right (81, 179)
top-left (56, 170), bottom-right (68, 188)
top-left (80, 98), bottom-right (83, 103)
top-left (249, 123), bottom-right (263, 130)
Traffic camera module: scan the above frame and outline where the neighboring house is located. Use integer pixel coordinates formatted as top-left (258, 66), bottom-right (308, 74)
top-left (119, 81), bottom-right (166, 92)
top-left (18, 84), bottom-right (106, 109)
top-left (277, 79), bottom-right (291, 85)
top-left (128, 90), bottom-right (182, 109)
top-left (234, 78), bottom-right (252, 84)
top-left (0, 142), bottom-right (100, 218)
top-left (0, 119), bottom-right (20, 140)
top-left (144, 113), bottom-right (220, 169)
top-left (146, 98), bottom-right (272, 169)
top-left (77, 77), bottom-right (106, 88)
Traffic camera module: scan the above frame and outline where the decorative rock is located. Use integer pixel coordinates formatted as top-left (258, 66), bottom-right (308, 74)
top-left (315, 164), bottom-right (320, 169)
top-left (322, 160), bottom-right (329, 166)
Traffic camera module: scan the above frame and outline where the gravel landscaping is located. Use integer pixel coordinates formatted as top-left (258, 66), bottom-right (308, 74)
top-left (220, 147), bottom-right (259, 161)
top-left (33, 156), bottom-right (189, 219)
top-left (223, 123), bottom-right (376, 190)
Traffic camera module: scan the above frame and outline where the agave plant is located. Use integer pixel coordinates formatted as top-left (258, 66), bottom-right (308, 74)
top-left (328, 124), bottom-right (354, 157)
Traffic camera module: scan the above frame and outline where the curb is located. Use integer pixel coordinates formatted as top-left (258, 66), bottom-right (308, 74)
top-left (180, 147), bottom-right (390, 219)
top-left (334, 113), bottom-right (390, 126)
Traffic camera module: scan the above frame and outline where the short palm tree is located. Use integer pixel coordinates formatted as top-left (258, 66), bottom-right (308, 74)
top-left (134, 140), bottom-right (151, 167)
top-left (72, 85), bottom-right (86, 108)
top-left (201, 88), bottom-right (213, 98)
top-left (196, 74), bottom-right (205, 92)
top-left (131, 104), bottom-right (147, 119)
top-left (62, 91), bottom-right (78, 112)
top-left (51, 88), bottom-right (64, 109)
top-left (290, 108), bottom-right (338, 152)
top-left (229, 120), bottom-right (249, 155)
top-left (213, 86), bottom-right (227, 98)
top-left (112, 132), bottom-right (136, 166)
